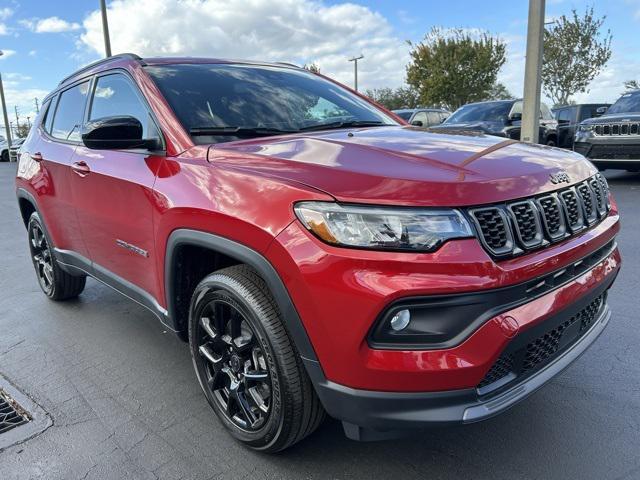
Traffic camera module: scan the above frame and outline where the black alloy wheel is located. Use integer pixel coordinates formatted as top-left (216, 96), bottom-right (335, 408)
top-left (26, 212), bottom-right (86, 300)
top-left (189, 265), bottom-right (325, 452)
top-left (196, 298), bottom-right (271, 431)
top-left (29, 221), bottom-right (55, 295)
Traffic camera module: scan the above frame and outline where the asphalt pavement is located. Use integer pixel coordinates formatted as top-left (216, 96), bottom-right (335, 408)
top-left (0, 162), bottom-right (638, 480)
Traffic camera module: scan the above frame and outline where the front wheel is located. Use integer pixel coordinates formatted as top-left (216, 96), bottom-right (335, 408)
top-left (188, 265), bottom-right (324, 452)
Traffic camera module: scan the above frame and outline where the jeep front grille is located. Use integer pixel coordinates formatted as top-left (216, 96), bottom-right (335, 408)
top-left (468, 174), bottom-right (610, 259)
top-left (594, 122), bottom-right (640, 136)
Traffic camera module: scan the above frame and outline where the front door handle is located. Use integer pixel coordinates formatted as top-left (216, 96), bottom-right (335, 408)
top-left (71, 161), bottom-right (91, 177)
top-left (30, 152), bottom-right (43, 162)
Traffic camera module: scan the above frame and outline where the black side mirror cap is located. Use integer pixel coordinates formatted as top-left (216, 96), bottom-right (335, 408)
top-left (81, 115), bottom-right (156, 150)
top-left (509, 113), bottom-right (523, 122)
top-left (411, 120), bottom-right (424, 127)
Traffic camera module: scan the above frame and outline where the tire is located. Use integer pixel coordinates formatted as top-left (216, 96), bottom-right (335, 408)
top-left (27, 212), bottom-right (86, 300)
top-left (546, 138), bottom-right (557, 147)
top-left (1, 150), bottom-right (8, 162)
top-left (188, 265), bottom-right (325, 452)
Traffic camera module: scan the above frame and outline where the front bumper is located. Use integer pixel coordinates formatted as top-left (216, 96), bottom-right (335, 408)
top-left (575, 138), bottom-right (640, 168)
top-left (305, 275), bottom-right (614, 440)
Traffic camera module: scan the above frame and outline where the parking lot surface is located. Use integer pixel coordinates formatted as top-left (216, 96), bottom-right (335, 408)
top-left (0, 162), bottom-right (639, 480)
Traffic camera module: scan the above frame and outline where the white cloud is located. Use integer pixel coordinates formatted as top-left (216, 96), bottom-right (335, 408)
top-left (79, 0), bottom-right (409, 90)
top-left (0, 49), bottom-right (16, 59)
top-left (24, 16), bottom-right (81, 33)
top-left (0, 8), bottom-right (11, 35)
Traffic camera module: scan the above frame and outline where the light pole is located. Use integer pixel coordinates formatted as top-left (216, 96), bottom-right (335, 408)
top-left (348, 54), bottom-right (364, 92)
top-left (0, 50), bottom-right (12, 148)
top-left (521, 0), bottom-right (545, 143)
top-left (100, 0), bottom-right (112, 57)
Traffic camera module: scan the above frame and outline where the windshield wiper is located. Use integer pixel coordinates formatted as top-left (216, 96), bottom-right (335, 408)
top-left (296, 120), bottom-right (388, 132)
top-left (189, 126), bottom-right (297, 137)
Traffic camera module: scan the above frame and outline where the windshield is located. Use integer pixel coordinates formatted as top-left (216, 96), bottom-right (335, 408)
top-left (607, 92), bottom-right (640, 114)
top-left (145, 63), bottom-right (397, 144)
top-left (444, 102), bottom-right (512, 124)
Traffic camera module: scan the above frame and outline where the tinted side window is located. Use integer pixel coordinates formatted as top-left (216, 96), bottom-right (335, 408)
top-left (41, 98), bottom-right (56, 134)
top-left (412, 112), bottom-right (428, 124)
top-left (51, 82), bottom-right (90, 141)
top-left (427, 112), bottom-right (441, 125)
top-left (556, 108), bottom-right (571, 122)
top-left (89, 74), bottom-right (158, 138)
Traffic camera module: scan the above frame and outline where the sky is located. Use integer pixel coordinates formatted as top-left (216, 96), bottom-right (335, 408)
top-left (1, 0), bottom-right (640, 129)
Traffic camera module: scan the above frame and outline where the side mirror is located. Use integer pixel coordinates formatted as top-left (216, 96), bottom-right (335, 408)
top-left (81, 116), bottom-right (156, 150)
top-left (595, 106), bottom-right (608, 117)
top-left (411, 120), bottom-right (424, 127)
top-left (509, 112), bottom-right (522, 122)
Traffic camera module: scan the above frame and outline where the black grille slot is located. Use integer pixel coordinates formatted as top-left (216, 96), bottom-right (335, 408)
top-left (537, 195), bottom-right (565, 240)
top-left (0, 389), bottom-right (30, 434)
top-left (590, 178), bottom-right (606, 217)
top-left (477, 295), bottom-right (606, 393)
top-left (560, 189), bottom-right (584, 232)
top-left (508, 201), bottom-right (542, 247)
top-left (597, 174), bottom-right (610, 208)
top-left (471, 208), bottom-right (511, 254)
top-left (577, 182), bottom-right (598, 225)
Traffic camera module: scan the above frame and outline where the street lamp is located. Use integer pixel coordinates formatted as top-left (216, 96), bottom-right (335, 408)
top-left (0, 50), bottom-right (12, 148)
top-left (100, 0), bottom-right (112, 57)
top-left (521, 0), bottom-right (546, 143)
top-left (348, 54), bottom-right (364, 92)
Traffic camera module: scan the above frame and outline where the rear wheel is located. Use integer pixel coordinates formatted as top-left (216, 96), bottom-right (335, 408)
top-left (546, 138), bottom-right (557, 147)
top-left (189, 265), bottom-right (324, 452)
top-left (27, 212), bottom-right (86, 300)
top-left (1, 150), bottom-right (8, 162)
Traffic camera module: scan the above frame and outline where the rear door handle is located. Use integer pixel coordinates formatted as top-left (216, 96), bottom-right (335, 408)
top-left (71, 161), bottom-right (91, 177)
top-left (30, 152), bottom-right (43, 162)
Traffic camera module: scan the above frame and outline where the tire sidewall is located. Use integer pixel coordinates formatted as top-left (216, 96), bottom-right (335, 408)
top-left (188, 276), bottom-right (286, 450)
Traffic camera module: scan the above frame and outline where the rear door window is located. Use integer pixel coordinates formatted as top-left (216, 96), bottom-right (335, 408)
top-left (51, 81), bottom-right (90, 142)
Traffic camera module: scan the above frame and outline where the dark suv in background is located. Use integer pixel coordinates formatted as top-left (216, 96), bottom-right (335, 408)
top-left (574, 90), bottom-right (640, 171)
top-left (554, 103), bottom-right (610, 149)
top-left (430, 99), bottom-right (558, 145)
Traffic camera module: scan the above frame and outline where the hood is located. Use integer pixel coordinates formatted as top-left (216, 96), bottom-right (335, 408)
top-left (208, 126), bottom-right (596, 207)
top-left (582, 112), bottom-right (640, 125)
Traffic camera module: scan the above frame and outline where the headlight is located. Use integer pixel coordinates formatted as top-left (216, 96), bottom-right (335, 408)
top-left (294, 202), bottom-right (473, 252)
top-left (578, 124), bottom-right (594, 132)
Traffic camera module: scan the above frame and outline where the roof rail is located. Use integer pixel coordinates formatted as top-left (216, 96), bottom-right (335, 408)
top-left (274, 62), bottom-right (301, 69)
top-left (58, 53), bottom-right (144, 86)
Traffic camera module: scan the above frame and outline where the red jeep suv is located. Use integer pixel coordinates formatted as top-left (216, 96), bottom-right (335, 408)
top-left (16, 54), bottom-right (621, 452)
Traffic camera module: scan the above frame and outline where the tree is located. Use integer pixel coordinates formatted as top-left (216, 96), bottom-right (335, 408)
top-left (485, 83), bottom-right (514, 101)
top-left (406, 28), bottom-right (506, 110)
top-left (542, 7), bottom-right (612, 106)
top-left (303, 63), bottom-right (320, 73)
top-left (364, 86), bottom-right (420, 110)
top-left (623, 80), bottom-right (640, 92)
top-left (16, 123), bottom-right (30, 138)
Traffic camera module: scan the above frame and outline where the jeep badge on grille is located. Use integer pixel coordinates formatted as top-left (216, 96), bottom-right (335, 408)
top-left (550, 172), bottom-right (571, 184)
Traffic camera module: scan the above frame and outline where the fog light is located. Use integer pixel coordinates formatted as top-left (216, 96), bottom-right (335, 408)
top-left (390, 309), bottom-right (411, 331)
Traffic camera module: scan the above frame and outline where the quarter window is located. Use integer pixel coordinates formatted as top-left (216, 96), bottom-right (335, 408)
top-left (89, 74), bottom-right (158, 139)
top-left (51, 81), bottom-right (90, 142)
